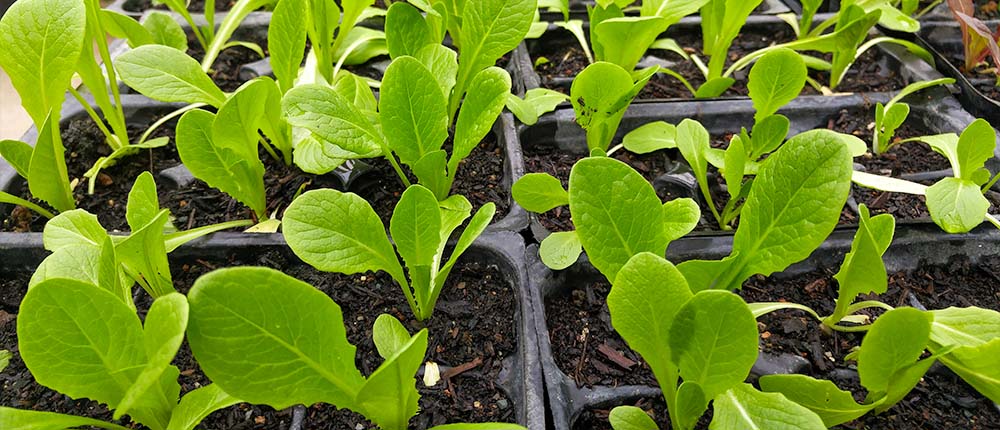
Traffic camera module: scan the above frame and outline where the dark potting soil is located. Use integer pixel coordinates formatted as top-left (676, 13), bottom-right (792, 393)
top-left (572, 396), bottom-right (714, 430)
top-left (523, 144), bottom-right (677, 232)
top-left (123, 0), bottom-right (234, 13)
top-left (186, 31), bottom-right (268, 92)
top-left (977, 0), bottom-right (999, 20)
top-left (353, 134), bottom-right (511, 228)
top-left (941, 49), bottom-right (1000, 102)
top-left (530, 26), bottom-right (905, 99)
top-left (1, 116), bottom-right (180, 233)
top-left (0, 250), bottom-right (519, 429)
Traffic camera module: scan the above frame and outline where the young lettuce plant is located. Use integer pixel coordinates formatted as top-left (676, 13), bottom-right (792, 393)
top-left (570, 62), bottom-right (658, 154)
top-left (873, 78), bottom-right (955, 154)
top-left (4, 278), bottom-right (238, 428)
top-left (782, 0), bottom-right (920, 39)
top-left (155, 0), bottom-right (274, 72)
top-left (605, 253), bottom-right (826, 430)
top-left (948, 0), bottom-right (1000, 83)
top-left (36, 172), bottom-right (253, 300)
top-left (185, 266), bottom-right (527, 430)
top-left (622, 48), bottom-right (809, 229)
top-left (697, 0), bottom-right (766, 96)
top-left (282, 185), bottom-right (495, 321)
top-left (512, 157), bottom-right (701, 279)
top-left (282, 53), bottom-right (510, 200)
top-left (853, 118), bottom-right (1000, 233)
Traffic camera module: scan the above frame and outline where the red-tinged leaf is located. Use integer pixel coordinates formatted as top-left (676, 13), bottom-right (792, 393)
top-left (954, 12), bottom-right (1000, 70)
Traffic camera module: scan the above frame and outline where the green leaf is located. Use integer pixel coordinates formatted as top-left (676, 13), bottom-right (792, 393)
top-left (875, 103), bottom-right (908, 152)
top-left (433, 203), bottom-right (496, 316)
top-left (283, 189), bottom-right (407, 285)
top-left (675, 382), bottom-right (709, 430)
top-left (450, 67), bottom-right (511, 177)
top-left (675, 119), bottom-right (711, 198)
top-left (18, 279), bottom-right (145, 414)
top-left (748, 48), bottom-right (807, 121)
top-left (828, 204), bottom-right (894, 323)
top-left (571, 62), bottom-right (653, 152)
top-left (663, 198), bottom-right (700, 242)
top-left (0, 350), bottom-right (9, 372)
top-left (723, 135), bottom-right (746, 201)
top-left (956, 118), bottom-right (997, 181)
top-left (116, 210), bottom-right (174, 297)
top-left (187, 267), bottom-right (366, 410)
top-left (116, 45), bottom-right (226, 107)
top-left (126, 172), bottom-right (162, 232)
top-left (749, 114), bottom-right (790, 159)
top-left (858, 307), bottom-right (932, 397)
top-left (380, 56), bottom-right (448, 165)
top-left (429, 424), bottom-right (526, 430)
top-left (623, 122), bottom-right (677, 154)
top-left (390, 185), bottom-right (442, 268)
top-left (283, 84), bottom-right (384, 159)
top-left (539, 231), bottom-right (582, 270)
top-left (385, 2), bottom-right (435, 58)
top-left (926, 177), bottom-right (989, 233)
top-left (115, 293), bottom-right (188, 422)
top-left (415, 44), bottom-right (458, 103)
top-left (512, 173), bottom-right (568, 212)
top-left (0, 0), bottom-right (86, 125)
top-left (759, 374), bottom-right (875, 427)
top-left (569, 157), bottom-right (668, 280)
top-left (29, 245), bottom-right (102, 290)
top-left (411, 150), bottom-right (450, 200)
top-left (929, 307), bottom-right (1000, 346)
top-left (594, 16), bottom-right (669, 71)
top-left (357, 322), bottom-right (427, 430)
top-left (694, 77), bottom-right (736, 98)
top-left (142, 12), bottom-right (187, 51)
top-left (711, 384), bottom-right (826, 430)
top-left (670, 291), bottom-right (757, 399)
top-left (0, 408), bottom-right (131, 430)
top-left (43, 209), bottom-right (107, 251)
top-left (608, 405), bottom-right (659, 430)
top-left (269, 0), bottom-right (307, 93)
top-left (331, 72), bottom-right (378, 112)
top-left (101, 9), bottom-right (154, 47)
top-left (166, 385), bottom-right (240, 430)
top-left (372, 314), bottom-right (413, 360)
top-left (0, 139), bottom-right (32, 178)
top-left (936, 339), bottom-right (1000, 404)
top-left (29, 113), bottom-right (75, 212)
top-left (608, 253), bottom-right (692, 390)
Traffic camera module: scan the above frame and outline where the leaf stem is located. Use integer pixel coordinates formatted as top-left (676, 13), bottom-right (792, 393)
top-left (0, 191), bottom-right (55, 219)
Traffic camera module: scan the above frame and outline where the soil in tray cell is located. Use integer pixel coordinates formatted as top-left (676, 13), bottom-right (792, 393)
top-left (353, 134), bottom-right (511, 228)
top-left (0, 250), bottom-right (519, 429)
top-left (186, 31), bottom-right (269, 92)
top-left (531, 27), bottom-right (905, 99)
top-left (1, 116), bottom-right (180, 233)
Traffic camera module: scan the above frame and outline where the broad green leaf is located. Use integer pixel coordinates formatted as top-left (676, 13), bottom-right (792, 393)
top-left (936, 339), bottom-right (1000, 404)
top-left (18, 279), bottom-right (145, 413)
top-left (670, 291), bottom-right (757, 399)
top-left (116, 210), bottom-right (174, 297)
top-left (609, 253), bottom-right (692, 391)
top-left (214, 79), bottom-right (272, 163)
top-left (759, 374), bottom-right (875, 427)
top-left (331, 72), bottom-right (378, 113)
top-left (595, 16), bottom-right (669, 71)
top-left (675, 382), bottom-right (709, 430)
top-left (29, 245), bottom-right (102, 289)
top-left (748, 48), bottom-right (807, 121)
top-left (857, 307), bottom-right (931, 397)
top-left (380, 56), bottom-right (448, 165)
top-left (187, 267), bottom-right (366, 410)
top-left (675, 119), bottom-right (711, 200)
top-left (926, 177), bottom-right (989, 233)
top-left (876, 103), bottom-right (909, 152)
top-left (0, 139), bottom-right (32, 178)
top-left (0, 408), bottom-right (130, 430)
top-left (512, 173), bottom-right (568, 212)
top-left (608, 406), bottom-right (658, 430)
top-left (43, 209), bottom-right (107, 251)
top-left (711, 384), bottom-right (826, 430)
top-left (569, 157), bottom-right (668, 280)
top-left (126, 172), bottom-right (161, 232)
top-left (385, 2), bottom-right (435, 58)
top-left (829, 205), bottom-right (894, 323)
top-left (956, 118), bottom-right (997, 181)
top-left (571, 62), bottom-right (654, 152)
top-left (0, 0), bottom-right (86, 125)
top-left (623, 122), bottom-right (677, 154)
top-left (415, 44), bottom-right (459, 103)
top-left (269, 0), bottom-right (307, 93)
top-left (412, 150), bottom-right (450, 200)
top-left (166, 385), bottom-right (240, 430)
top-left (116, 45), bottom-right (226, 107)
top-left (749, 114), bottom-right (790, 159)
top-left (101, 9), bottom-right (154, 47)
top-left (694, 77), bottom-right (735, 98)
top-left (372, 314), bottom-right (413, 360)
top-left (929, 307), bottom-right (1000, 346)
top-left (284, 189), bottom-right (407, 285)
top-left (438, 195), bottom-right (474, 242)
top-left (852, 171), bottom-right (928, 195)
top-left (507, 88), bottom-right (569, 126)
top-left (453, 0), bottom-right (535, 113)
top-left (724, 135), bottom-right (746, 200)
top-left (450, 67), bottom-right (511, 177)
top-left (283, 84), bottom-right (384, 159)
top-left (357, 325), bottom-right (427, 430)
top-left (115, 293), bottom-right (188, 422)
top-left (98, 237), bottom-right (129, 306)
top-left (29, 113), bottom-right (74, 213)
top-left (142, 12), bottom-right (187, 51)
top-left (390, 185), bottom-right (442, 268)
top-left (539, 231), bottom-right (582, 270)
top-left (663, 198), bottom-right (700, 242)
top-left (0, 350), bottom-right (9, 372)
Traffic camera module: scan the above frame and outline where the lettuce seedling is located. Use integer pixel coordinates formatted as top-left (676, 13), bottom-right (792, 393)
top-left (148, 0), bottom-right (274, 72)
top-left (571, 62), bottom-right (658, 153)
top-left (4, 280), bottom-right (239, 430)
top-left (0, 113), bottom-right (74, 219)
top-left (185, 266), bottom-right (527, 430)
top-left (282, 54), bottom-right (510, 200)
top-left (283, 185), bottom-right (495, 321)
top-left (505, 88), bottom-right (571, 126)
top-left (512, 157), bottom-right (700, 280)
top-left (948, 0), bottom-right (1000, 81)
top-left (605, 253), bottom-right (826, 430)
top-left (873, 78), bottom-right (955, 154)
top-left (853, 118), bottom-right (1000, 233)
top-left (35, 172), bottom-right (252, 299)
top-left (783, 0), bottom-right (920, 39)
top-left (677, 129), bottom-right (855, 291)
top-left (698, 0), bottom-right (766, 93)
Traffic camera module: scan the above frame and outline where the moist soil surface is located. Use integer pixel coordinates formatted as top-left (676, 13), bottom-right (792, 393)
top-left (529, 27), bottom-right (906, 99)
top-left (939, 48), bottom-right (1000, 103)
top-left (0, 248), bottom-right (519, 429)
top-left (185, 30), bottom-right (269, 92)
top-left (546, 255), bottom-right (1000, 429)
